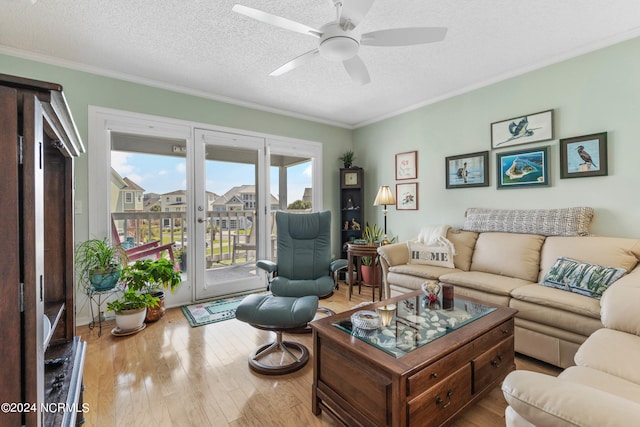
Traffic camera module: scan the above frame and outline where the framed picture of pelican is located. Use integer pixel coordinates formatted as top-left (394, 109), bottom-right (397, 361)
top-left (496, 146), bottom-right (550, 189)
top-left (559, 132), bottom-right (608, 179)
top-left (491, 110), bottom-right (554, 149)
top-left (445, 151), bottom-right (490, 188)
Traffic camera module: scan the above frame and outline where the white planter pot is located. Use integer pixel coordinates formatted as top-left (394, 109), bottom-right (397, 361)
top-left (115, 307), bottom-right (147, 332)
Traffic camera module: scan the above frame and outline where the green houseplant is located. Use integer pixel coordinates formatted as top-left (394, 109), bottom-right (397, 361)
top-left (75, 237), bottom-right (124, 291)
top-left (106, 288), bottom-right (160, 332)
top-left (339, 150), bottom-right (355, 168)
top-left (360, 223), bottom-right (382, 285)
top-left (120, 258), bottom-right (182, 322)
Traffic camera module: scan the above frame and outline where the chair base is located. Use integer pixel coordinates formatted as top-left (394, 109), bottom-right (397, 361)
top-left (248, 330), bottom-right (309, 375)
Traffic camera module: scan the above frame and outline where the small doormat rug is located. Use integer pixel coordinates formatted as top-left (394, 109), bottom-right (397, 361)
top-left (181, 293), bottom-right (267, 327)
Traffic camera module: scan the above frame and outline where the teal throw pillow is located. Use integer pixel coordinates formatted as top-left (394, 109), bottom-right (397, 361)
top-left (541, 257), bottom-right (626, 299)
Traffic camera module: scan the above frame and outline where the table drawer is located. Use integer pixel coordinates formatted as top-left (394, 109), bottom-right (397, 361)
top-left (472, 337), bottom-right (514, 394)
top-left (407, 364), bottom-right (472, 427)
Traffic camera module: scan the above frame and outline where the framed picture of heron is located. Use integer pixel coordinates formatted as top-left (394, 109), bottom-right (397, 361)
top-left (559, 132), bottom-right (608, 179)
top-left (491, 110), bottom-right (553, 149)
top-left (496, 146), bottom-right (550, 189)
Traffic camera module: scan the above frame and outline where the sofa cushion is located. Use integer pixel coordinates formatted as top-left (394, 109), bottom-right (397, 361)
top-left (389, 263), bottom-right (461, 280)
top-left (407, 241), bottom-right (455, 268)
top-left (463, 207), bottom-right (594, 236)
top-left (470, 232), bottom-right (545, 282)
top-left (539, 236), bottom-right (640, 281)
top-left (502, 370), bottom-right (640, 427)
top-left (440, 271), bottom-right (532, 296)
top-left (387, 272), bottom-right (437, 292)
top-left (446, 229), bottom-right (478, 271)
top-left (560, 366), bottom-right (640, 405)
top-left (510, 284), bottom-right (601, 318)
top-left (540, 257), bottom-right (626, 299)
top-left (575, 328), bottom-right (640, 385)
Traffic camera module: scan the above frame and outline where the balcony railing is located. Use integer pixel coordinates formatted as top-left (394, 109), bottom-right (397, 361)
top-left (111, 210), bottom-right (256, 265)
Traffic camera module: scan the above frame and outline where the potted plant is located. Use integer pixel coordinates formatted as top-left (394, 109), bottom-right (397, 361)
top-left (106, 288), bottom-right (160, 332)
top-left (120, 258), bottom-right (182, 322)
top-left (339, 150), bottom-right (355, 168)
top-left (360, 223), bottom-right (382, 285)
top-left (75, 237), bottom-right (124, 292)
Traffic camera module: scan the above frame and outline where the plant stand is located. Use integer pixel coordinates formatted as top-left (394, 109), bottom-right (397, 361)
top-left (87, 287), bottom-right (119, 337)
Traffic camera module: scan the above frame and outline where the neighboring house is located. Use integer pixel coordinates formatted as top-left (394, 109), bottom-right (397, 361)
top-left (302, 188), bottom-right (312, 203)
top-left (110, 168), bottom-right (145, 213)
top-left (122, 177), bottom-right (145, 212)
top-left (210, 185), bottom-right (278, 230)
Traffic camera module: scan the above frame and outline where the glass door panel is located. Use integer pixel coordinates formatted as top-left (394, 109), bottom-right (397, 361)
top-left (194, 130), bottom-right (267, 300)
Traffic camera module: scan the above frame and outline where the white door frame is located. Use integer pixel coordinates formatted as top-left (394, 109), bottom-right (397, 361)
top-left (87, 106), bottom-right (323, 306)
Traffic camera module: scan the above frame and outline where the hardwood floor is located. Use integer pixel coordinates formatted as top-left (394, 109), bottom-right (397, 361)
top-left (78, 283), bottom-right (561, 426)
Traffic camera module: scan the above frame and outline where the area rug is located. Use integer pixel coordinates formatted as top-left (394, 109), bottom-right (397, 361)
top-left (181, 292), bottom-right (268, 327)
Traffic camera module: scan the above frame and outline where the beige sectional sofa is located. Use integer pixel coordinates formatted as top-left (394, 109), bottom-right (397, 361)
top-left (501, 282), bottom-right (640, 426)
top-left (377, 229), bottom-right (640, 368)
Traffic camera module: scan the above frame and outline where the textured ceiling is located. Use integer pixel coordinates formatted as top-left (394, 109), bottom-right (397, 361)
top-left (1, 0), bottom-right (640, 128)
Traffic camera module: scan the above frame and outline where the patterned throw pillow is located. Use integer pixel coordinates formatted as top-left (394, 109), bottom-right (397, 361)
top-left (541, 257), bottom-right (626, 299)
top-left (463, 207), bottom-right (594, 236)
top-left (407, 241), bottom-right (455, 268)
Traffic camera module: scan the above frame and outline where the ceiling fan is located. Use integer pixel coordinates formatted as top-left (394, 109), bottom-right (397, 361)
top-left (232, 0), bottom-right (447, 85)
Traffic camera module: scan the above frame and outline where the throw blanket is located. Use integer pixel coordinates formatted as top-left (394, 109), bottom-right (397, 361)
top-left (417, 225), bottom-right (456, 255)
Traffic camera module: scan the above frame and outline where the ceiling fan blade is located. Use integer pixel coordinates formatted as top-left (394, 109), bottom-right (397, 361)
top-left (270, 49), bottom-right (320, 76)
top-left (340, 0), bottom-right (375, 29)
top-left (343, 55), bottom-right (371, 85)
top-left (232, 4), bottom-right (322, 38)
top-left (361, 27), bottom-right (447, 46)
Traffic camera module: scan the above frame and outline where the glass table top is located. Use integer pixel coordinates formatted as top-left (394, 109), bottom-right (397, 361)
top-left (332, 293), bottom-right (495, 358)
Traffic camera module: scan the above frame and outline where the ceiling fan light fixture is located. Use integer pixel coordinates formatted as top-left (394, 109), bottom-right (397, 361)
top-left (319, 36), bottom-right (359, 61)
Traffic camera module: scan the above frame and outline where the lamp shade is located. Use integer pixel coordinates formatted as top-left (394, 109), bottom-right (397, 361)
top-left (373, 185), bottom-right (395, 206)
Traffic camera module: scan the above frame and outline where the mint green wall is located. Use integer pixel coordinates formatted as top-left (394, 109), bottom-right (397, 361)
top-left (0, 53), bottom-right (351, 254)
top-left (354, 37), bottom-right (640, 240)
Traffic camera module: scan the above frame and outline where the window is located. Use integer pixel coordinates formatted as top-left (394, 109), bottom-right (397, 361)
top-left (125, 192), bottom-right (133, 203)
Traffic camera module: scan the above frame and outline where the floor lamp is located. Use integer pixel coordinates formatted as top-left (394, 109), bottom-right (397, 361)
top-left (373, 185), bottom-right (396, 245)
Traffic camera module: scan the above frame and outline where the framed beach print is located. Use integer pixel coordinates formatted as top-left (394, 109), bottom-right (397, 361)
top-left (395, 151), bottom-right (417, 180)
top-left (496, 146), bottom-right (550, 189)
top-left (559, 132), bottom-right (608, 179)
top-left (491, 110), bottom-right (553, 149)
top-left (445, 151), bottom-right (489, 189)
top-left (396, 182), bottom-right (418, 210)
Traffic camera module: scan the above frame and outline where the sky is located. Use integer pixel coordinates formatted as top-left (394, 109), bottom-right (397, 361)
top-left (111, 151), bottom-right (312, 202)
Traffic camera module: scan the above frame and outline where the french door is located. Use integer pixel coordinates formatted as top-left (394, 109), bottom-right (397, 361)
top-left (193, 129), bottom-right (268, 300)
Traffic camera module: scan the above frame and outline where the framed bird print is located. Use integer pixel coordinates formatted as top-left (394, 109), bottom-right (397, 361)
top-left (491, 110), bottom-right (554, 149)
top-left (560, 132), bottom-right (608, 179)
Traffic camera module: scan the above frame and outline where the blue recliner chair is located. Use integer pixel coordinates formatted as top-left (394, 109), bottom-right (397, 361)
top-left (257, 210), bottom-right (344, 312)
top-left (235, 211), bottom-right (345, 374)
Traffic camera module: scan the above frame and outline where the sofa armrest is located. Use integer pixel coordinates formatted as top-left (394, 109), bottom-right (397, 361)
top-left (502, 370), bottom-right (640, 427)
top-left (601, 273), bottom-right (640, 335)
top-left (377, 241), bottom-right (410, 268)
top-left (377, 241), bottom-right (411, 299)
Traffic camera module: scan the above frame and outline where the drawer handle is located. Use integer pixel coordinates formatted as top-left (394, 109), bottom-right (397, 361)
top-left (490, 354), bottom-right (504, 368)
top-left (502, 328), bottom-right (510, 334)
top-left (435, 389), bottom-right (453, 409)
top-left (430, 372), bottom-right (438, 379)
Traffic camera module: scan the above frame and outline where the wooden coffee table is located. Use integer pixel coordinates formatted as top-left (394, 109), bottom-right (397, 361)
top-left (311, 290), bottom-right (517, 427)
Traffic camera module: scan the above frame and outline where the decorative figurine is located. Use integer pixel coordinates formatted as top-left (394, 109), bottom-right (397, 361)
top-left (351, 218), bottom-right (361, 230)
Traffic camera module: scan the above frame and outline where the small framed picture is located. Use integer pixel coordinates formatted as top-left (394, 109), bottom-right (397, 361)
top-left (445, 151), bottom-right (489, 189)
top-left (559, 132), bottom-right (608, 179)
top-left (396, 182), bottom-right (418, 210)
top-left (491, 110), bottom-right (553, 149)
top-left (496, 146), bottom-right (550, 189)
top-left (395, 151), bottom-right (417, 180)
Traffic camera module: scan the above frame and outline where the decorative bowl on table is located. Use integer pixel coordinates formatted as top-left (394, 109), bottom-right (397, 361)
top-left (351, 310), bottom-right (381, 330)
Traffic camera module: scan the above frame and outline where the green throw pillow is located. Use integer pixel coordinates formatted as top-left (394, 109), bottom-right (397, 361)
top-left (541, 257), bottom-right (626, 299)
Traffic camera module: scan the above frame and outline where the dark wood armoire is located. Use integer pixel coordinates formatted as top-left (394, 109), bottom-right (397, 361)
top-left (0, 73), bottom-right (86, 426)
